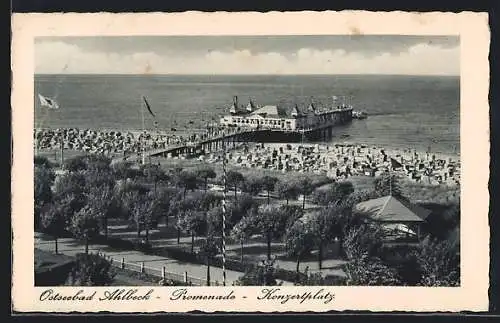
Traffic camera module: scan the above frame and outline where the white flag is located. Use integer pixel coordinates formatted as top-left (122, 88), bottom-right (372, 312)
top-left (38, 94), bottom-right (59, 109)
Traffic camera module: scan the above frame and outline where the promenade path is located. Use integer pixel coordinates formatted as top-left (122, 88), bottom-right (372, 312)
top-left (35, 232), bottom-right (294, 286)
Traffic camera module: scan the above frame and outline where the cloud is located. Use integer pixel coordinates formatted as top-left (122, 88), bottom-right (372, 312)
top-left (35, 40), bottom-right (459, 75)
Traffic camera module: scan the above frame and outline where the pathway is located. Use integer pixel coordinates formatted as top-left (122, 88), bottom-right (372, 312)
top-left (35, 232), bottom-right (295, 286)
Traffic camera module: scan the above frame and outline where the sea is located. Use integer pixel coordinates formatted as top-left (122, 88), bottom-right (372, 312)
top-left (34, 74), bottom-right (460, 155)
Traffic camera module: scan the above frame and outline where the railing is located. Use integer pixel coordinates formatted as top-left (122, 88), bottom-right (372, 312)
top-left (97, 252), bottom-right (206, 286)
top-left (143, 128), bottom-right (255, 157)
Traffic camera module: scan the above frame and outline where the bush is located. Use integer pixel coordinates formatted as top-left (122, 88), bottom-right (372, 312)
top-left (379, 244), bottom-right (422, 286)
top-left (65, 253), bottom-right (116, 286)
top-left (134, 240), bottom-right (153, 254)
top-left (34, 156), bottom-right (53, 169)
top-left (93, 236), bottom-right (135, 250)
top-left (417, 236), bottom-right (460, 287)
top-left (293, 272), bottom-right (347, 286)
top-left (152, 247), bottom-right (199, 263)
top-left (234, 262), bottom-right (280, 286)
top-left (343, 257), bottom-right (401, 286)
top-left (312, 181), bottom-right (355, 206)
top-left (419, 202), bottom-right (460, 240)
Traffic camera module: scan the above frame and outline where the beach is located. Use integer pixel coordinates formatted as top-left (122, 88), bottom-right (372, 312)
top-left (213, 142), bottom-right (460, 187)
top-left (35, 124), bottom-right (461, 188)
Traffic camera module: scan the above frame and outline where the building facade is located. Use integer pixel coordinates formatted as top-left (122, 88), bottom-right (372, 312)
top-left (220, 96), bottom-right (352, 131)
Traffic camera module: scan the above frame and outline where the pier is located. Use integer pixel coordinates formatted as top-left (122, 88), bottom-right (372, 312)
top-left (137, 122), bottom-right (352, 161)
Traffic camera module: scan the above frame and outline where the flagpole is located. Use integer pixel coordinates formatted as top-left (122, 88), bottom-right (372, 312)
top-left (389, 160), bottom-right (392, 196)
top-left (221, 126), bottom-right (227, 287)
top-left (60, 133), bottom-right (64, 167)
top-left (141, 97), bottom-right (145, 165)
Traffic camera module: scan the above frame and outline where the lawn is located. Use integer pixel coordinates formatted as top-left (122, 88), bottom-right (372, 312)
top-left (35, 248), bottom-right (74, 272)
top-left (155, 156), bottom-right (336, 189)
top-left (35, 248), bottom-right (165, 286)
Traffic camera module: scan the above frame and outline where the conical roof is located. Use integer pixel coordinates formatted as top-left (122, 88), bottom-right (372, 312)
top-left (353, 195), bottom-right (431, 222)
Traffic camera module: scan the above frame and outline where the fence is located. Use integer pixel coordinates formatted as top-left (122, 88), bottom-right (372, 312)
top-left (97, 252), bottom-right (206, 286)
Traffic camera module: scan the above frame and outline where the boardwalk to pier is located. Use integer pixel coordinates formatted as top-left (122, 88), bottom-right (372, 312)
top-left (113, 123), bottom-right (352, 164)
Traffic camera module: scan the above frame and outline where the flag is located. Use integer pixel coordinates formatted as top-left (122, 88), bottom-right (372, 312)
top-left (390, 157), bottom-right (402, 169)
top-left (38, 94), bottom-right (59, 109)
top-left (142, 96), bottom-right (156, 118)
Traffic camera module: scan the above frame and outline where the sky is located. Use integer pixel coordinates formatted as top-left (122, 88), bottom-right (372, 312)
top-left (35, 35), bottom-right (460, 75)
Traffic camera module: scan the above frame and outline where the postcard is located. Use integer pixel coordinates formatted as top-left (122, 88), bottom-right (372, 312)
top-left (11, 11), bottom-right (490, 312)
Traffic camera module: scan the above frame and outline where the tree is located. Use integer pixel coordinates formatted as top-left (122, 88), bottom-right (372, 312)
top-left (342, 222), bottom-right (400, 286)
top-left (62, 154), bottom-right (111, 173)
top-left (49, 178), bottom-right (88, 234)
top-left (242, 176), bottom-right (264, 196)
top-left (416, 235), bottom-right (460, 286)
top-left (261, 176), bottom-right (279, 205)
top-left (196, 166), bottom-right (216, 192)
top-left (140, 163), bottom-right (167, 193)
top-left (140, 193), bottom-right (158, 244)
top-left (180, 210), bottom-right (207, 254)
top-left (206, 205), bottom-right (223, 236)
top-left (343, 223), bottom-right (384, 261)
top-left (69, 205), bottom-right (101, 254)
top-left (297, 176), bottom-right (314, 210)
top-left (275, 180), bottom-right (300, 205)
top-left (175, 193), bottom-right (204, 244)
top-left (226, 170), bottom-right (245, 201)
top-left (85, 154), bottom-right (112, 172)
top-left (34, 165), bottom-right (55, 229)
top-left (87, 184), bottom-right (114, 239)
top-left (230, 216), bottom-right (254, 262)
top-left (199, 191), bottom-right (223, 212)
top-left (374, 173), bottom-right (405, 200)
top-left (341, 189), bottom-right (379, 209)
top-left (229, 193), bottom-right (258, 228)
top-left (308, 206), bottom-right (343, 269)
top-left (40, 200), bottom-right (67, 254)
top-left (65, 253), bottom-right (116, 286)
top-left (53, 171), bottom-right (86, 199)
top-left (168, 192), bottom-right (185, 244)
top-left (112, 160), bottom-right (140, 180)
top-left (200, 235), bottom-right (220, 286)
top-left (124, 191), bottom-right (156, 243)
top-left (84, 168), bottom-right (115, 193)
top-left (117, 179), bottom-right (150, 196)
top-left (420, 201), bottom-right (460, 241)
top-left (175, 170), bottom-right (199, 199)
top-left (235, 259), bottom-right (279, 286)
top-left (285, 219), bottom-right (316, 273)
top-left (253, 205), bottom-right (289, 260)
top-left (312, 181), bottom-right (354, 206)
top-left (152, 187), bottom-right (179, 226)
